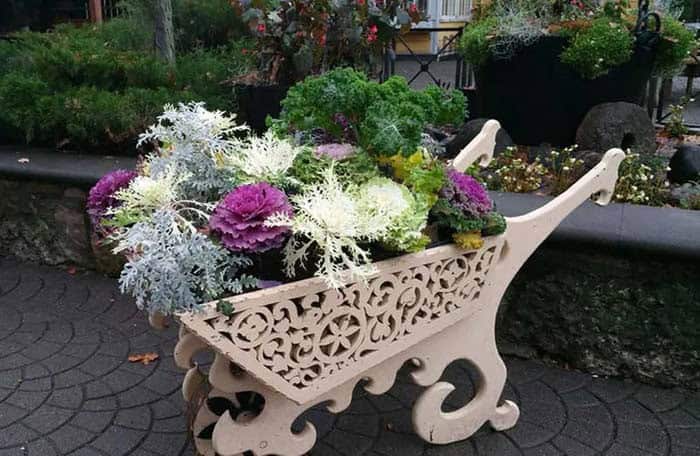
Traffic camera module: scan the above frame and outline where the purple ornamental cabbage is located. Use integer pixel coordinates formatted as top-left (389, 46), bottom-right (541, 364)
top-left (209, 182), bottom-right (293, 253)
top-left (441, 169), bottom-right (493, 217)
top-left (87, 169), bottom-right (137, 227)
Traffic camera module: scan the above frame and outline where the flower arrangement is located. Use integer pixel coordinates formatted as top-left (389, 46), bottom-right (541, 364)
top-left (89, 75), bottom-right (504, 316)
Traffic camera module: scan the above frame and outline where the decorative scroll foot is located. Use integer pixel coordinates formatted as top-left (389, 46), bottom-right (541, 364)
top-left (490, 400), bottom-right (520, 431)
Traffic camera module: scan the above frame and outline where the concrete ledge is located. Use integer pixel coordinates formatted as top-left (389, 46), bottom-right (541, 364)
top-left (0, 146), bottom-right (137, 187)
top-left (491, 191), bottom-right (700, 260)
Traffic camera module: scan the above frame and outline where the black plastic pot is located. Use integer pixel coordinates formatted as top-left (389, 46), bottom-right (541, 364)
top-left (473, 36), bottom-right (656, 146)
top-left (235, 84), bottom-right (289, 134)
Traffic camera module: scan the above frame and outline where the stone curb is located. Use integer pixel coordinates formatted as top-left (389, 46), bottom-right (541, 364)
top-left (492, 191), bottom-right (700, 260)
top-left (0, 146), bottom-right (138, 187)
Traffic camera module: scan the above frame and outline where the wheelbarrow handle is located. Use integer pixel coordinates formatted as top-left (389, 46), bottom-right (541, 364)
top-left (451, 120), bottom-right (501, 172)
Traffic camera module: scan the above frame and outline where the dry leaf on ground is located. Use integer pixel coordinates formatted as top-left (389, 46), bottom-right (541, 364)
top-left (128, 352), bottom-right (159, 365)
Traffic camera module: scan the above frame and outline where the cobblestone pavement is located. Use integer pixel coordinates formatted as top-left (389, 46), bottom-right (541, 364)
top-left (1, 257), bottom-right (699, 456)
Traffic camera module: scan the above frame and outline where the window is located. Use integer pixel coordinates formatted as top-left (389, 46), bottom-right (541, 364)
top-left (440, 0), bottom-right (471, 21)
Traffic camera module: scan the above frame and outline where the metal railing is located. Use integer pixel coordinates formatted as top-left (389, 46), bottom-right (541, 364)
top-left (382, 27), bottom-right (469, 90)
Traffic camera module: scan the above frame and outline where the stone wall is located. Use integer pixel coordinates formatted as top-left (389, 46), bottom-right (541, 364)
top-left (498, 245), bottom-right (700, 390)
top-left (0, 178), bottom-right (94, 268)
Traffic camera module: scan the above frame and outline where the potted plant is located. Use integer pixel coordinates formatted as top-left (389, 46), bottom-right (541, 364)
top-left (228, 0), bottom-right (425, 132)
top-left (460, 0), bottom-right (697, 146)
top-left (88, 72), bottom-right (625, 454)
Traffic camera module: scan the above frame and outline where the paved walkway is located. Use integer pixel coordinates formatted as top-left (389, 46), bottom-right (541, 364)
top-left (1, 257), bottom-right (699, 456)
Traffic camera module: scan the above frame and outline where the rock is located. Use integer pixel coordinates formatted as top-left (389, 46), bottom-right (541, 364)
top-left (668, 144), bottom-right (700, 184)
top-left (443, 118), bottom-right (514, 159)
top-left (576, 102), bottom-right (656, 155)
top-left (578, 149), bottom-right (604, 170)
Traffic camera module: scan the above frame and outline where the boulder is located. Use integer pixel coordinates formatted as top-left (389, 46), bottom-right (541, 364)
top-left (668, 144), bottom-right (700, 184)
top-left (443, 118), bottom-right (514, 159)
top-left (576, 102), bottom-right (656, 155)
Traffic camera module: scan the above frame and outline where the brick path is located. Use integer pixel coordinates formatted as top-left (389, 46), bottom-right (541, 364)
top-left (1, 257), bottom-right (699, 456)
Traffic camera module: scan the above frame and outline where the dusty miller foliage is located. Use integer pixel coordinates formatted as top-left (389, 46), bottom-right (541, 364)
top-left (489, 0), bottom-right (547, 60)
top-left (115, 209), bottom-right (256, 315)
top-left (139, 102), bottom-right (248, 199)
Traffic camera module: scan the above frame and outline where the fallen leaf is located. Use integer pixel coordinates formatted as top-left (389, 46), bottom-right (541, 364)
top-left (128, 352), bottom-right (160, 365)
top-left (17, 158), bottom-right (29, 163)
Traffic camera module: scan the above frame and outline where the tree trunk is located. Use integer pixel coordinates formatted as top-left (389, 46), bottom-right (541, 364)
top-left (153, 0), bottom-right (175, 65)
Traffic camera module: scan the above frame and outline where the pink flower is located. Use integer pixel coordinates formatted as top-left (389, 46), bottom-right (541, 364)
top-left (367, 24), bottom-right (378, 43)
top-left (209, 183), bottom-right (293, 253)
top-left (257, 23), bottom-right (266, 33)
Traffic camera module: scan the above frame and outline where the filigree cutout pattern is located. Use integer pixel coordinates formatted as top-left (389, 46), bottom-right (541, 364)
top-left (196, 242), bottom-right (500, 395)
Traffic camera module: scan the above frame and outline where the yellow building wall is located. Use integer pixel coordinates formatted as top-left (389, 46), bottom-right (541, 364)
top-left (396, 21), bottom-right (468, 55)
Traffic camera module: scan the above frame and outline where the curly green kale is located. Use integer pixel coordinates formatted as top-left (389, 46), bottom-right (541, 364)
top-left (431, 198), bottom-right (487, 233)
top-left (481, 211), bottom-right (507, 236)
top-left (359, 101), bottom-right (425, 157)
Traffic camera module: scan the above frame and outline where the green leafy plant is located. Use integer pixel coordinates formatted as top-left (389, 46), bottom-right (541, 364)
top-left (560, 18), bottom-right (634, 79)
top-left (236, 0), bottom-right (425, 85)
top-left (273, 68), bottom-right (467, 157)
top-left (459, 17), bottom-right (499, 66)
top-left (654, 16), bottom-right (697, 77)
top-left (664, 96), bottom-right (691, 138)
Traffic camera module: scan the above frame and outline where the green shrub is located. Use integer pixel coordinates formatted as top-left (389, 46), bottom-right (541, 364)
top-left (173, 0), bottom-right (247, 51)
top-left (459, 17), bottom-right (498, 66)
top-left (175, 40), bottom-right (255, 111)
top-left (654, 17), bottom-right (697, 78)
top-left (0, 18), bottom-right (253, 152)
top-left (0, 72), bottom-right (51, 143)
top-left (560, 18), bottom-right (634, 79)
top-left (36, 87), bottom-right (191, 150)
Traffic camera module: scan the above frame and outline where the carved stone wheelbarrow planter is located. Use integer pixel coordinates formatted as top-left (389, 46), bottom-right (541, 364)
top-left (171, 122), bottom-right (626, 456)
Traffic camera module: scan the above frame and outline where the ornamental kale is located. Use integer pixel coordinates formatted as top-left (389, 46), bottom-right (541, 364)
top-left (357, 178), bottom-right (430, 253)
top-left (209, 182), bottom-right (293, 253)
top-left (441, 169), bottom-right (493, 218)
top-left (432, 169), bottom-right (500, 237)
top-left (266, 166), bottom-right (398, 287)
top-left (290, 147), bottom-right (380, 187)
top-left (87, 169), bottom-right (137, 229)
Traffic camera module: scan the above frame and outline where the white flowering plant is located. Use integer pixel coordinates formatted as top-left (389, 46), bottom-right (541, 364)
top-left (89, 76), bottom-right (504, 316)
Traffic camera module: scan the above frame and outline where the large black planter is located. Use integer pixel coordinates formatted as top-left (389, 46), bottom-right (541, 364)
top-left (234, 84), bottom-right (289, 134)
top-left (473, 36), bottom-right (655, 146)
